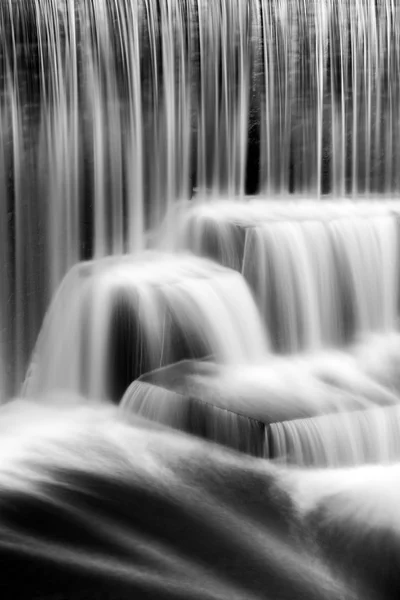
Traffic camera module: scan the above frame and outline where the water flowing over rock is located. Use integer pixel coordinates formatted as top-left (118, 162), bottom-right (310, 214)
top-left (163, 200), bottom-right (400, 351)
top-left (0, 398), bottom-right (399, 599)
top-left (23, 253), bottom-right (269, 401)
top-left (2, 1), bottom-right (400, 596)
top-left (2, 0), bottom-right (400, 392)
top-left (121, 334), bottom-right (400, 464)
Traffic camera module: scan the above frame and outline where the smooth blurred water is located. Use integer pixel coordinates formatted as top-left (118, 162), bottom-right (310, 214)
top-left (0, 0), bottom-right (400, 472)
top-left (2, 4), bottom-right (400, 595)
top-left (164, 200), bottom-right (400, 352)
top-left (2, 0), bottom-right (400, 394)
top-left (23, 253), bottom-right (269, 401)
top-left (4, 396), bottom-right (399, 600)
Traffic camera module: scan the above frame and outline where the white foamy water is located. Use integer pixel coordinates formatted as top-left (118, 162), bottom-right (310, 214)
top-left (2, 0), bottom-right (400, 394)
top-left (0, 396), bottom-right (399, 599)
top-left (1, 1), bottom-right (400, 591)
top-left (23, 253), bottom-right (269, 401)
top-left (270, 404), bottom-right (400, 468)
top-left (119, 332), bottom-right (400, 463)
top-left (164, 200), bottom-right (400, 352)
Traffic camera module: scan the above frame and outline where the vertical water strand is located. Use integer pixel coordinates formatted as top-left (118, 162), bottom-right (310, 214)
top-left (86, 276), bottom-right (116, 401)
top-left (163, 0), bottom-right (192, 203)
top-left (57, 0), bottom-right (81, 275)
top-left (375, 1), bottom-right (384, 193)
top-left (175, 0), bottom-right (192, 202)
top-left (83, 0), bottom-right (103, 258)
top-left (224, 0), bottom-right (237, 196)
top-left (295, 0), bottom-right (309, 194)
top-left (337, 0), bottom-right (347, 197)
top-left (359, 0), bottom-right (368, 195)
top-left (328, 0), bottom-right (344, 197)
top-left (260, 0), bottom-right (273, 194)
top-left (143, 0), bottom-right (161, 227)
top-left (328, 0), bottom-right (336, 197)
top-left (65, 0), bottom-right (80, 272)
top-left (247, 0), bottom-right (261, 196)
top-left (301, 219), bottom-right (340, 346)
top-left (213, 0), bottom-right (224, 195)
top-left (350, 0), bottom-right (358, 197)
top-left (221, 0), bottom-right (231, 194)
top-left (371, 0), bottom-right (380, 194)
top-left (392, 0), bottom-right (400, 194)
top-left (99, 0), bottom-right (123, 254)
top-left (233, 0), bottom-right (250, 197)
top-left (303, 0), bottom-right (314, 194)
top-left (0, 101), bottom-right (10, 400)
top-left (33, 0), bottom-right (53, 313)
top-left (21, 4), bottom-right (43, 366)
top-left (196, 0), bottom-right (224, 196)
top-left (306, 0), bottom-right (316, 195)
top-left (195, 0), bottom-right (207, 194)
top-left (357, 217), bottom-right (383, 330)
top-left (395, 0), bottom-right (400, 194)
top-left (159, 0), bottom-right (177, 213)
top-left (43, 0), bottom-right (81, 294)
top-left (277, 0), bottom-right (291, 194)
top-left (358, 0), bottom-right (367, 195)
top-left (105, 0), bottom-right (123, 256)
top-left (273, 0), bottom-right (283, 193)
top-left (33, 0), bottom-right (47, 104)
top-left (117, 0), bottom-right (144, 251)
top-left (365, 0), bottom-right (376, 195)
top-left (40, 0), bottom-right (61, 292)
top-left (220, 0), bottom-right (232, 194)
top-left (377, 0), bottom-right (387, 194)
top-left (260, 0), bottom-right (290, 195)
top-left (286, 221), bottom-right (321, 349)
top-left (269, 0), bottom-right (283, 193)
top-left (82, 0), bottom-right (124, 256)
top-left (6, 0), bottom-right (24, 390)
top-left (83, 0), bottom-right (106, 258)
top-left (376, 215), bottom-right (399, 331)
top-left (0, 7), bottom-right (10, 398)
top-left (384, 0), bottom-right (393, 195)
top-left (42, 0), bottom-right (66, 291)
top-left (315, 0), bottom-right (325, 198)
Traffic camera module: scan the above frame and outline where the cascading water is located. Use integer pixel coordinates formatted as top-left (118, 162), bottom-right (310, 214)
top-left (24, 252), bottom-right (269, 402)
top-left (2, 0), bottom-right (400, 396)
top-left (270, 404), bottom-right (400, 467)
top-left (120, 333), bottom-right (400, 462)
top-left (2, 1), bottom-right (400, 597)
top-left (163, 201), bottom-right (400, 351)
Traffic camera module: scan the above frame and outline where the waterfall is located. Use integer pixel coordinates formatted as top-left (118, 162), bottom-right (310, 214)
top-left (2, 0), bottom-right (400, 393)
top-left (163, 200), bottom-right (400, 351)
top-left (23, 253), bottom-right (269, 402)
top-left (270, 405), bottom-right (400, 468)
top-left (3, 2), bottom-right (400, 597)
top-left (1, 0), bottom-right (400, 491)
top-left (120, 334), bottom-right (400, 459)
